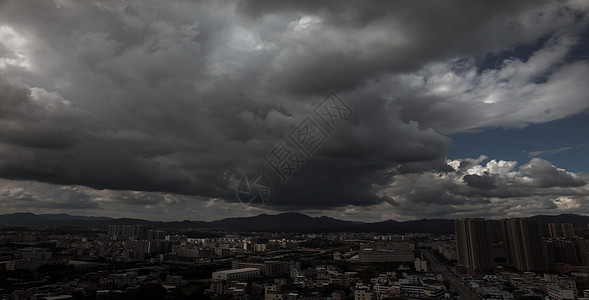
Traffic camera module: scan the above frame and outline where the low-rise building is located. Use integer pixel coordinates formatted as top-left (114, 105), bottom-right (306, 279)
top-left (212, 268), bottom-right (260, 281)
top-left (358, 248), bottom-right (414, 263)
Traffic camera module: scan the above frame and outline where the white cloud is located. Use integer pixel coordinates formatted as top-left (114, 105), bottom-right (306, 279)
top-left (528, 143), bottom-right (588, 157)
top-left (375, 156), bottom-right (589, 219)
top-left (393, 33), bottom-right (589, 133)
top-left (0, 25), bottom-right (31, 70)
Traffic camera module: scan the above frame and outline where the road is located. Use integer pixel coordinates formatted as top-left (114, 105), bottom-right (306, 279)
top-left (420, 249), bottom-right (480, 300)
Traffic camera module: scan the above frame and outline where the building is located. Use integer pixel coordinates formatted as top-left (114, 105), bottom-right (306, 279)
top-left (120, 225), bottom-right (136, 238)
top-left (21, 249), bottom-right (52, 260)
top-left (358, 248), bottom-right (414, 263)
top-left (107, 225), bottom-right (148, 240)
top-left (254, 244), bottom-right (267, 252)
top-left (354, 288), bottom-right (376, 300)
top-left (401, 284), bottom-right (445, 299)
top-left (148, 230), bottom-right (166, 240)
top-left (135, 225), bottom-right (148, 240)
top-left (501, 218), bottom-right (548, 272)
top-left (5, 259), bottom-right (44, 271)
top-left (562, 223), bottom-right (575, 238)
top-left (552, 263), bottom-right (589, 274)
top-left (264, 285), bottom-right (282, 300)
top-left (174, 247), bottom-right (212, 258)
top-left (549, 223), bottom-right (560, 238)
top-left (455, 218), bottom-right (494, 275)
top-left (492, 241), bottom-right (506, 264)
top-left (107, 225), bottom-right (120, 237)
top-left (212, 268), bottom-right (260, 281)
top-left (210, 281), bottom-right (226, 295)
top-left (576, 239), bottom-right (589, 266)
top-left (546, 286), bottom-right (575, 300)
top-left (545, 239), bottom-right (579, 265)
top-left (232, 261), bottom-right (291, 277)
top-left (166, 275), bottom-right (183, 285)
top-left (110, 272), bottom-right (137, 287)
top-left (124, 240), bottom-right (177, 254)
top-left (415, 258), bottom-right (428, 272)
top-left (263, 261), bottom-right (291, 277)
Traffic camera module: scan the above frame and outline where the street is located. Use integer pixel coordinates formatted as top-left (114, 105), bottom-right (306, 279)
top-left (420, 249), bottom-right (480, 300)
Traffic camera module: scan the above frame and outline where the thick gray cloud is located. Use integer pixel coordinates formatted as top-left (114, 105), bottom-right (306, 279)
top-left (0, 0), bottom-right (588, 220)
top-left (463, 173), bottom-right (499, 190)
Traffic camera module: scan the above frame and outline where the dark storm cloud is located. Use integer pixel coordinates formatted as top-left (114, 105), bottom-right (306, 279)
top-left (237, 0), bottom-right (586, 94)
top-left (0, 0), bottom-right (588, 219)
top-left (0, 76), bottom-right (88, 150)
top-left (0, 77), bottom-right (205, 197)
top-left (0, 0), bottom-right (453, 210)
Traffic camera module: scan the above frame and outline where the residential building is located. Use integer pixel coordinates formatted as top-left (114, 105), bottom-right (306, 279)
top-left (549, 223), bottom-right (560, 238)
top-left (455, 218), bottom-right (494, 274)
top-left (501, 218), bottom-right (548, 272)
top-left (562, 223), bottom-right (575, 238)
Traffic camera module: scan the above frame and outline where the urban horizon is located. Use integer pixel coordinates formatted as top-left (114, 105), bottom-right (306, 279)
top-left (3, 210), bottom-right (589, 223)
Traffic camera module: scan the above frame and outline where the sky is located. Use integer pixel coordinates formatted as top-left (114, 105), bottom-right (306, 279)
top-left (0, 0), bottom-right (588, 222)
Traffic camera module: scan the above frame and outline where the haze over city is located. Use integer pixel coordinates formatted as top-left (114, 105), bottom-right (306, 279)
top-left (0, 0), bottom-right (589, 222)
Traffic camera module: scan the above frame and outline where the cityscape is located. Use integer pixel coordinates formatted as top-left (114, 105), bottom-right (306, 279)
top-left (1, 213), bottom-right (589, 299)
top-left (1, 0), bottom-right (589, 299)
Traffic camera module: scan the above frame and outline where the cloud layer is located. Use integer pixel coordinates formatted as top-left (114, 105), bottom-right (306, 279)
top-left (0, 0), bottom-right (588, 220)
top-left (376, 156), bottom-right (589, 219)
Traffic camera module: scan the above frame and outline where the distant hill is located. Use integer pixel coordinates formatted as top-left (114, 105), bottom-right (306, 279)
top-left (207, 213), bottom-right (362, 232)
top-left (0, 212), bottom-right (45, 224)
top-left (0, 212), bottom-right (588, 235)
top-left (38, 213), bottom-right (112, 221)
top-left (530, 214), bottom-right (589, 235)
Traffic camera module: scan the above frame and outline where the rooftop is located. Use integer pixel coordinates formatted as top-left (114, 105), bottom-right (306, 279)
top-left (214, 268), bottom-right (259, 275)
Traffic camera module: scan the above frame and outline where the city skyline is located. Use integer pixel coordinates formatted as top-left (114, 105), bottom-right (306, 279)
top-left (0, 1), bottom-right (588, 222)
top-left (2, 215), bottom-right (589, 299)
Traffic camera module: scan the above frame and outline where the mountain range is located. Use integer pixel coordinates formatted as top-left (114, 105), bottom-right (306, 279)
top-left (0, 212), bottom-right (587, 235)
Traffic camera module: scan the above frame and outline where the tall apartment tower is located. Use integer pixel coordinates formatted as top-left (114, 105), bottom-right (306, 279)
top-left (455, 218), bottom-right (494, 275)
top-left (107, 225), bottom-right (120, 237)
top-left (501, 218), bottom-right (548, 272)
top-left (548, 223), bottom-right (560, 238)
top-left (562, 223), bottom-right (575, 238)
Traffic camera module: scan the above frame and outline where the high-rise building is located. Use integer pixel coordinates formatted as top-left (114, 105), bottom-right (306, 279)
top-left (107, 225), bottom-right (151, 240)
top-left (548, 223), bottom-right (560, 238)
top-left (148, 230), bottom-right (166, 240)
top-left (107, 225), bottom-right (120, 237)
top-left (455, 218), bottom-right (494, 275)
top-left (120, 225), bottom-right (136, 238)
top-left (545, 239), bottom-right (579, 265)
top-left (562, 223), bottom-right (575, 238)
top-left (501, 218), bottom-right (548, 272)
top-left (576, 239), bottom-right (589, 266)
top-left (135, 225), bottom-right (149, 240)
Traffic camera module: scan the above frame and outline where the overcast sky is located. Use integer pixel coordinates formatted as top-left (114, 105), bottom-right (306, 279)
top-left (1, 0), bottom-right (588, 221)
